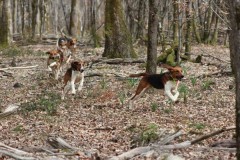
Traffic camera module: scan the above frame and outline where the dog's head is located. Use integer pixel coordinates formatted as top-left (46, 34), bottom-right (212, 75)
top-left (69, 38), bottom-right (77, 48)
top-left (58, 38), bottom-right (68, 49)
top-left (46, 50), bottom-right (62, 59)
top-left (71, 60), bottom-right (84, 73)
top-left (161, 64), bottom-right (184, 81)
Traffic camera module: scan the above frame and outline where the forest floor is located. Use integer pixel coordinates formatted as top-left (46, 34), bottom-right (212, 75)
top-left (0, 44), bottom-right (236, 159)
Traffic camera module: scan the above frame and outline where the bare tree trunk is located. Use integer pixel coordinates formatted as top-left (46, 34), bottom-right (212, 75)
top-left (203, 0), bottom-right (212, 43)
top-left (173, 0), bottom-right (179, 45)
top-left (146, 0), bottom-right (159, 74)
top-left (90, 0), bottom-right (100, 47)
top-left (69, 0), bottom-right (78, 37)
top-left (184, 0), bottom-right (192, 58)
top-left (31, 0), bottom-right (38, 39)
top-left (103, 0), bottom-right (137, 58)
top-left (136, 0), bottom-right (146, 41)
top-left (192, 1), bottom-right (201, 43)
top-left (228, 0), bottom-right (240, 158)
top-left (0, 0), bottom-right (11, 47)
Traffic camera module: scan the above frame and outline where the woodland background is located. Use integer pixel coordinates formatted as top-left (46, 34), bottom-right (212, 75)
top-left (1, 0), bottom-right (240, 160)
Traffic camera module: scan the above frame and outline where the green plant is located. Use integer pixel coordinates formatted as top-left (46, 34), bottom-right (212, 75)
top-left (201, 80), bottom-right (214, 90)
top-left (100, 78), bottom-right (107, 89)
top-left (190, 76), bottom-right (197, 86)
top-left (127, 78), bottom-right (138, 88)
top-left (189, 123), bottom-right (206, 130)
top-left (21, 92), bottom-right (60, 116)
top-left (12, 125), bottom-right (24, 132)
top-left (178, 84), bottom-right (189, 103)
top-left (163, 108), bottom-right (172, 114)
top-left (150, 102), bottom-right (158, 112)
top-left (118, 91), bottom-right (126, 107)
top-left (141, 123), bottom-right (159, 144)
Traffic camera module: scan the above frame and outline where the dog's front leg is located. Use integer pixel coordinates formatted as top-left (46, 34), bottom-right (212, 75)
top-left (164, 82), bottom-right (179, 102)
top-left (77, 73), bottom-right (84, 91)
top-left (71, 71), bottom-right (77, 94)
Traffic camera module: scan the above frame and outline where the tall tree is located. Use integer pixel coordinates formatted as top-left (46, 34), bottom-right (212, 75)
top-left (136, 0), bottom-right (146, 41)
top-left (31, 0), bottom-right (38, 39)
top-left (103, 0), bottom-right (137, 58)
top-left (146, 0), bottom-right (159, 74)
top-left (69, 0), bottom-right (78, 37)
top-left (184, 0), bottom-right (192, 58)
top-left (228, 0), bottom-right (240, 158)
top-left (0, 0), bottom-right (11, 47)
top-left (172, 0), bottom-right (179, 45)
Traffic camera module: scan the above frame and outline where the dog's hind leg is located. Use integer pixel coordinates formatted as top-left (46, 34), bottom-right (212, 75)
top-left (128, 80), bottom-right (150, 109)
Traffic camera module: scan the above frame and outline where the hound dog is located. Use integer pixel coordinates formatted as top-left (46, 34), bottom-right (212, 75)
top-left (46, 49), bottom-right (64, 80)
top-left (57, 36), bottom-right (77, 64)
top-left (128, 64), bottom-right (184, 109)
top-left (61, 60), bottom-right (85, 100)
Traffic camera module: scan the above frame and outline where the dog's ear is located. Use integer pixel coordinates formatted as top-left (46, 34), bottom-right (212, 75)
top-left (159, 63), bottom-right (174, 70)
top-left (71, 61), bottom-right (78, 70)
top-left (46, 51), bottom-right (51, 55)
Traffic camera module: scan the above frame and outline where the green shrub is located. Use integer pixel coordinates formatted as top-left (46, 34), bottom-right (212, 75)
top-left (21, 92), bottom-right (60, 116)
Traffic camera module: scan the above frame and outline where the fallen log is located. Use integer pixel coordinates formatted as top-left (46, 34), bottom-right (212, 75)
top-left (0, 104), bottom-right (19, 119)
top-left (0, 65), bottom-right (38, 71)
top-left (0, 150), bottom-right (35, 160)
top-left (91, 58), bottom-right (145, 66)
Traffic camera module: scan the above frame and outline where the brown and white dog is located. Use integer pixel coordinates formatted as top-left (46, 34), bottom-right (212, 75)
top-left (128, 64), bottom-right (184, 109)
top-left (46, 49), bottom-right (64, 80)
top-left (61, 60), bottom-right (85, 100)
top-left (57, 36), bottom-right (77, 64)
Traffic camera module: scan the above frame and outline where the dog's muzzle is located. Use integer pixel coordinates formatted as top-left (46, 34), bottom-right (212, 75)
top-left (177, 75), bottom-right (184, 81)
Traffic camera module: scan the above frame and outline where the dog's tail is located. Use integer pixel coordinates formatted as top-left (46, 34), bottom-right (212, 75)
top-left (129, 73), bottom-right (148, 77)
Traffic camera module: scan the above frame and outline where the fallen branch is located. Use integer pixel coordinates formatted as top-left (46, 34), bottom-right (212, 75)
top-left (198, 147), bottom-right (236, 152)
top-left (109, 146), bottom-right (152, 160)
top-left (109, 126), bottom-right (235, 159)
top-left (47, 136), bottom-right (79, 150)
top-left (0, 65), bottom-right (38, 71)
top-left (202, 54), bottom-right (230, 64)
top-left (0, 104), bottom-right (19, 119)
top-left (91, 58), bottom-right (145, 66)
top-left (191, 126), bottom-right (235, 145)
top-left (0, 149), bottom-right (35, 160)
top-left (196, 70), bottom-right (232, 78)
top-left (47, 136), bottom-right (99, 159)
top-left (158, 130), bottom-right (182, 145)
top-left (0, 142), bottom-right (30, 155)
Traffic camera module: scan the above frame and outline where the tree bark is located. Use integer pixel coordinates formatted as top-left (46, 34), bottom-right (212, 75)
top-left (228, 0), bottom-right (240, 158)
top-left (146, 0), bottom-right (159, 74)
top-left (136, 0), bottom-right (146, 41)
top-left (31, 0), bottom-right (38, 39)
top-left (103, 0), bottom-right (137, 58)
top-left (172, 0), bottom-right (179, 45)
top-left (184, 0), bottom-right (192, 58)
top-left (0, 0), bottom-right (10, 47)
top-left (69, 0), bottom-right (78, 37)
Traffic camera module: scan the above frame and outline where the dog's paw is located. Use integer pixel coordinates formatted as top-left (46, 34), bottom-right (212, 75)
top-left (71, 91), bottom-right (76, 95)
top-left (172, 89), bottom-right (178, 94)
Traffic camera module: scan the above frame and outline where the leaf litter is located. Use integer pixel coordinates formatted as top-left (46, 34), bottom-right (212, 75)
top-left (0, 44), bottom-right (235, 159)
